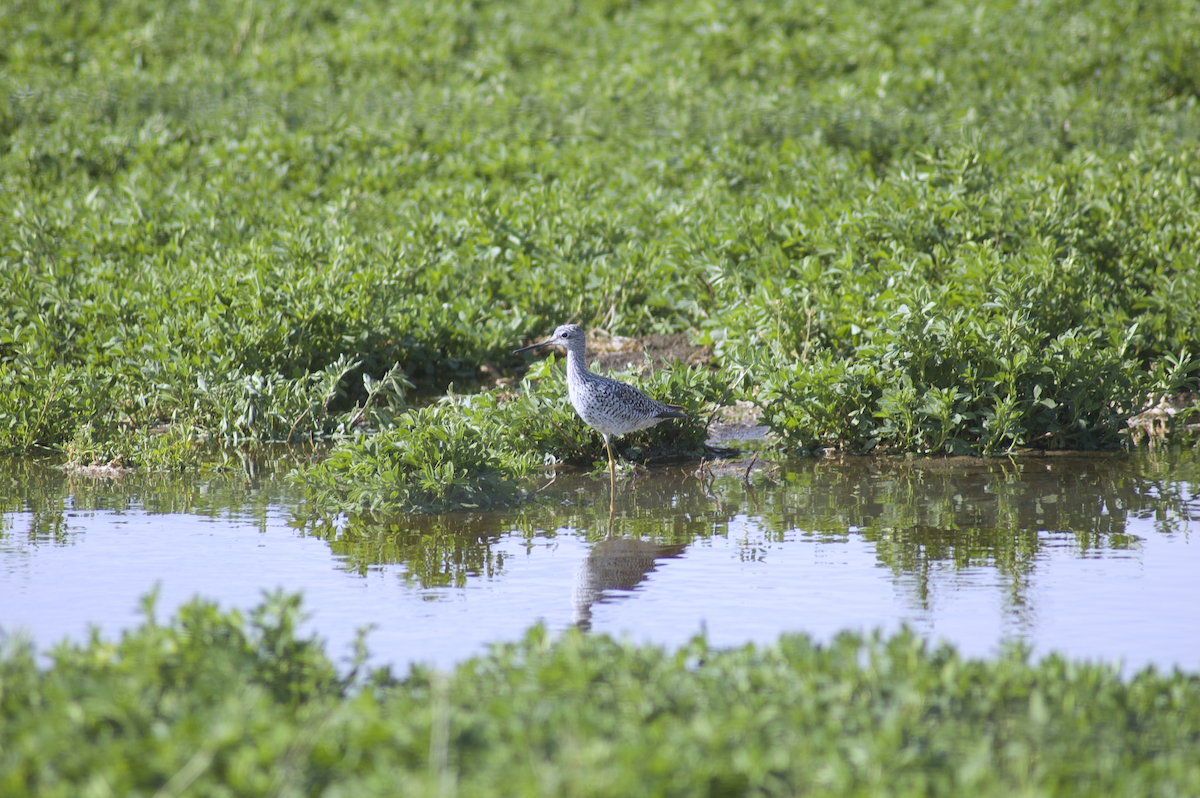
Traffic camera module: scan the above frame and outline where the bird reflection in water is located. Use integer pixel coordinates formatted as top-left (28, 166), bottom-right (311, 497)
top-left (571, 499), bottom-right (686, 630)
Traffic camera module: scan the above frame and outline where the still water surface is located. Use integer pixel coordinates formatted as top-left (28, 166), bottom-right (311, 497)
top-left (2, 449), bottom-right (1198, 675)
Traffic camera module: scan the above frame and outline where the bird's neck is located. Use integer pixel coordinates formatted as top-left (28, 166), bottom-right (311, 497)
top-left (564, 344), bottom-right (589, 376)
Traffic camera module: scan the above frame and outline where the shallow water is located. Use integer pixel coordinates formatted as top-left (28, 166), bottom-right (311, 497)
top-left (2, 447), bottom-right (1198, 676)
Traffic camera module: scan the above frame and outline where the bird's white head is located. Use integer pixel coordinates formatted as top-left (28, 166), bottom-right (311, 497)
top-left (549, 324), bottom-right (585, 347)
top-left (514, 324), bottom-right (587, 356)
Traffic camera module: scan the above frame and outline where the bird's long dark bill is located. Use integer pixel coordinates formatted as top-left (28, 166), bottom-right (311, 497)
top-left (512, 339), bottom-right (553, 354)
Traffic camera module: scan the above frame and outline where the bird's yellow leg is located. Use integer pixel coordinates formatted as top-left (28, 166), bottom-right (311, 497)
top-left (605, 435), bottom-right (616, 489)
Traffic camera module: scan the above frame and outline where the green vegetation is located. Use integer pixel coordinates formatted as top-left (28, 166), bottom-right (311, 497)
top-left (64, 420), bottom-right (206, 470)
top-left (3, 592), bottom-right (1200, 797)
top-left (3, 0), bottom-right (1200, 498)
top-left (728, 144), bottom-right (1200, 453)
top-left (294, 355), bottom-right (724, 513)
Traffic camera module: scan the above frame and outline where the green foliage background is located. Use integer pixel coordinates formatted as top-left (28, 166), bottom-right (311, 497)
top-left (2, 0), bottom-right (1199, 478)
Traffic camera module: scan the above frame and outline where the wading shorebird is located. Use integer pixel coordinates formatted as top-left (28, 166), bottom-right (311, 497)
top-left (513, 324), bottom-right (687, 486)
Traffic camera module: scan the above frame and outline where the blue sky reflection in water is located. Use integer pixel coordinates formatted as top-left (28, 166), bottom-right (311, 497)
top-left (1, 449), bottom-right (1198, 676)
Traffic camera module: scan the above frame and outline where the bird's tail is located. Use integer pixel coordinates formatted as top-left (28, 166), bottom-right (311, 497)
top-left (657, 404), bottom-right (688, 420)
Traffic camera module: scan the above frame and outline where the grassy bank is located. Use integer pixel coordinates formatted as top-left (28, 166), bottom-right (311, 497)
top-left (295, 354), bottom-right (724, 513)
top-left (3, 0), bottom-right (1200, 497)
top-left (2, 592), bottom-right (1199, 797)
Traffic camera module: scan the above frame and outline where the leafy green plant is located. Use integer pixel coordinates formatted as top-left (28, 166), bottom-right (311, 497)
top-left (749, 288), bottom-right (1148, 454)
top-left (4, 591), bottom-right (1200, 797)
top-left (1, 0), bottom-right (1198, 464)
top-left (65, 420), bottom-right (200, 471)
